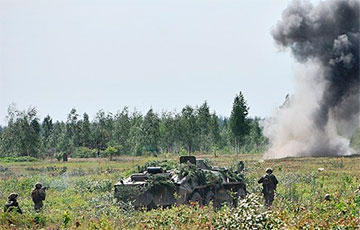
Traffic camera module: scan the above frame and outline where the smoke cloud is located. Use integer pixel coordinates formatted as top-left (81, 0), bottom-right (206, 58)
top-left (263, 0), bottom-right (360, 158)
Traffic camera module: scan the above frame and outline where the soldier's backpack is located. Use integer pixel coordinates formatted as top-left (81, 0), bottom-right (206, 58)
top-left (263, 174), bottom-right (271, 184)
top-left (262, 175), bottom-right (274, 191)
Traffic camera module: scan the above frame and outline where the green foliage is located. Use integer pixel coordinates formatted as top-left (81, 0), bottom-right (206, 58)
top-left (115, 185), bottom-right (144, 203)
top-left (113, 107), bottom-right (131, 154)
top-left (204, 171), bottom-right (223, 186)
top-left (197, 101), bottom-right (212, 152)
top-left (229, 92), bottom-right (250, 153)
top-left (141, 109), bottom-right (161, 154)
top-left (147, 173), bottom-right (175, 192)
top-left (159, 112), bottom-right (180, 153)
top-left (0, 156), bottom-right (39, 162)
top-left (218, 166), bottom-right (245, 183)
top-left (213, 194), bottom-right (283, 229)
top-left (103, 145), bottom-right (118, 160)
top-left (136, 159), bottom-right (177, 172)
top-left (179, 105), bottom-right (199, 154)
top-left (178, 162), bottom-right (207, 185)
top-left (72, 147), bottom-right (97, 158)
top-left (0, 101), bottom-right (269, 159)
top-left (0, 105), bottom-right (41, 157)
top-left (63, 210), bottom-right (71, 228)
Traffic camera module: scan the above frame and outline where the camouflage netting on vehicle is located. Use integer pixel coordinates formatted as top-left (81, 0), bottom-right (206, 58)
top-left (146, 174), bottom-right (175, 193)
top-left (136, 158), bottom-right (245, 187)
top-left (115, 173), bottom-right (175, 202)
top-left (177, 162), bottom-right (207, 185)
top-left (204, 172), bottom-right (223, 187)
top-left (217, 165), bottom-right (245, 183)
top-left (136, 159), bottom-right (177, 173)
top-left (116, 185), bottom-right (144, 203)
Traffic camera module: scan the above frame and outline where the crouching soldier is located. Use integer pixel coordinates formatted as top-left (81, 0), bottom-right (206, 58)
top-left (258, 168), bottom-right (278, 207)
top-left (31, 182), bottom-right (46, 212)
top-left (4, 193), bottom-right (22, 214)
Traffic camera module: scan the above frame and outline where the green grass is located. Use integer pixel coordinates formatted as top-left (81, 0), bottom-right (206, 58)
top-left (0, 154), bottom-right (359, 229)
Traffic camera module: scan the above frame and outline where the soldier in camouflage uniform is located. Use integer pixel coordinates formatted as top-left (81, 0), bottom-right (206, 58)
top-left (31, 182), bottom-right (46, 212)
top-left (258, 168), bottom-right (278, 206)
top-left (4, 193), bottom-right (22, 214)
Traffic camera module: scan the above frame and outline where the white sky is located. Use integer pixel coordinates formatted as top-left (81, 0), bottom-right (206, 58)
top-left (0, 0), bottom-right (320, 124)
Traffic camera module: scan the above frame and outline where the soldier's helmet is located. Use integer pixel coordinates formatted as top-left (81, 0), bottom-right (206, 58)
top-left (266, 168), bottom-right (273, 174)
top-left (35, 182), bottom-right (42, 189)
top-left (8, 193), bottom-right (18, 200)
top-left (324, 194), bottom-right (331, 201)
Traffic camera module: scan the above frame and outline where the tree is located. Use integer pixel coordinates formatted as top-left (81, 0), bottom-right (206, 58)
top-left (51, 121), bottom-right (66, 155)
top-left (0, 105), bottom-right (41, 157)
top-left (141, 108), bottom-right (160, 155)
top-left (92, 110), bottom-right (113, 156)
top-left (104, 145), bottom-right (117, 161)
top-left (210, 112), bottom-right (221, 149)
top-left (244, 117), bottom-right (266, 153)
top-left (57, 130), bottom-right (73, 161)
top-left (113, 107), bottom-right (131, 154)
top-left (179, 105), bottom-right (198, 154)
top-left (129, 110), bottom-right (143, 155)
top-left (160, 112), bottom-right (180, 153)
top-left (41, 115), bottom-right (54, 157)
top-left (229, 92), bottom-right (250, 153)
top-left (197, 101), bottom-right (212, 152)
top-left (66, 108), bottom-right (81, 147)
top-left (79, 113), bottom-right (92, 148)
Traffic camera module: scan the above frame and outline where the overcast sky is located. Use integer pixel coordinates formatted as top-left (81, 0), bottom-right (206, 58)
top-left (0, 0), bottom-right (320, 124)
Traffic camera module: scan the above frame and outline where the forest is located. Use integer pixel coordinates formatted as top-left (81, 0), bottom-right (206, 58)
top-left (0, 92), bottom-right (269, 159)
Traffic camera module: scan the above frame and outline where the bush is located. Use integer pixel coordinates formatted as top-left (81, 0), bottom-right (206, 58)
top-left (213, 194), bottom-right (283, 229)
top-left (0, 156), bottom-right (39, 162)
top-left (72, 147), bottom-right (97, 158)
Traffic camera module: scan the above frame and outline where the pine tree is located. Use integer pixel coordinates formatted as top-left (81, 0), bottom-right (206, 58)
top-left (141, 108), bottom-right (160, 155)
top-left (80, 113), bottom-right (92, 148)
top-left (113, 107), bottom-right (131, 154)
top-left (180, 105), bottom-right (198, 154)
top-left (229, 92), bottom-right (250, 153)
top-left (197, 101), bottom-right (212, 152)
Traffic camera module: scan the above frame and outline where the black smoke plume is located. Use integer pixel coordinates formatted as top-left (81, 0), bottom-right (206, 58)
top-left (263, 0), bottom-right (359, 158)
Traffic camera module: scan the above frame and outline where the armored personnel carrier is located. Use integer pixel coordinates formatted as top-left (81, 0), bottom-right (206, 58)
top-left (114, 156), bottom-right (246, 209)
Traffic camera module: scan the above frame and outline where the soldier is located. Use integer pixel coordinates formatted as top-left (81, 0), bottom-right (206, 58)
top-left (4, 193), bottom-right (22, 214)
top-left (31, 182), bottom-right (46, 212)
top-left (258, 168), bottom-right (278, 207)
top-left (324, 194), bottom-right (331, 201)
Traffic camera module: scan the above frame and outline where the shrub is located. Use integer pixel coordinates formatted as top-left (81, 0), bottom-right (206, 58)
top-left (212, 194), bottom-right (283, 229)
top-left (0, 156), bottom-right (39, 162)
top-left (72, 147), bottom-right (97, 158)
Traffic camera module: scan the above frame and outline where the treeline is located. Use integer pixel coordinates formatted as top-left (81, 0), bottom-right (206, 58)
top-left (0, 92), bottom-right (267, 159)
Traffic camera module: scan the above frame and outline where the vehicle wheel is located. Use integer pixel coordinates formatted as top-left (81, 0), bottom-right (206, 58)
top-left (147, 201), bottom-right (156, 210)
top-left (204, 191), bottom-right (215, 205)
top-left (237, 188), bottom-right (246, 199)
top-left (189, 192), bottom-right (203, 206)
top-left (214, 189), bottom-right (232, 208)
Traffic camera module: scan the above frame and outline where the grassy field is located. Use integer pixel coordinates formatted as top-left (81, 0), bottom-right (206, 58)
top-left (0, 154), bottom-right (360, 229)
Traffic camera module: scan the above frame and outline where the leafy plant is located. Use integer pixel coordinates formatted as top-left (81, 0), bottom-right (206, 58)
top-left (212, 194), bottom-right (283, 229)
